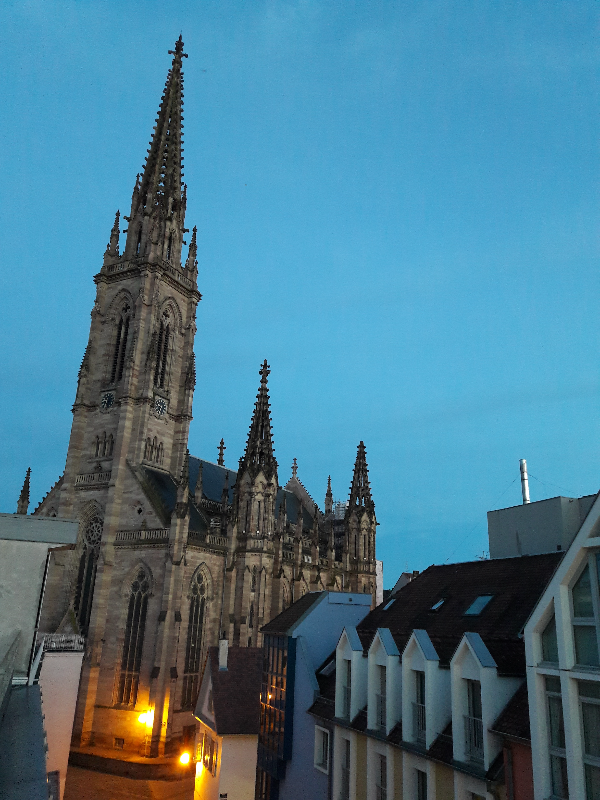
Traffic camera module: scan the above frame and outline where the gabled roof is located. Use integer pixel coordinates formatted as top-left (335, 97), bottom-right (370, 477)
top-left (357, 552), bottom-right (562, 674)
top-left (490, 682), bottom-right (530, 742)
top-left (196, 647), bottom-right (263, 736)
top-left (261, 592), bottom-right (325, 635)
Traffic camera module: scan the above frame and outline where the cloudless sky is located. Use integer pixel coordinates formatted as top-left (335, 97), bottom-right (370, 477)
top-left (1, 0), bottom-right (599, 585)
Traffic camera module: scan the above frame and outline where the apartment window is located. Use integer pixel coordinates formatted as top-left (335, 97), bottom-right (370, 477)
top-left (340, 738), bottom-right (351, 800)
top-left (342, 659), bottom-right (352, 720)
top-left (465, 679), bottom-right (484, 764)
top-left (542, 613), bottom-right (559, 663)
top-left (546, 675), bottom-right (568, 799)
top-left (580, 680), bottom-right (600, 800)
top-left (199, 730), bottom-right (218, 776)
top-left (413, 670), bottom-right (426, 743)
top-left (572, 556), bottom-right (600, 667)
top-left (376, 753), bottom-right (387, 800)
top-left (314, 726), bottom-right (329, 773)
top-left (376, 665), bottom-right (386, 731)
top-left (416, 768), bottom-right (427, 800)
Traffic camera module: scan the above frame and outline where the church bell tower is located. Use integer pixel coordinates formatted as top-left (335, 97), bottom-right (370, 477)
top-left (56, 36), bottom-right (200, 525)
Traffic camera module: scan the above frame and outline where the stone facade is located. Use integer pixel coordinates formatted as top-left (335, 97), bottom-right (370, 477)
top-left (29, 38), bottom-right (378, 759)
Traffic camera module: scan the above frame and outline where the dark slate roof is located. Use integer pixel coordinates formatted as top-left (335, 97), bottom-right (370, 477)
top-left (491, 682), bottom-right (530, 742)
top-left (137, 457), bottom-right (238, 532)
top-left (428, 722), bottom-right (453, 763)
top-left (189, 457), bottom-right (236, 505)
top-left (307, 696), bottom-right (335, 721)
top-left (357, 552), bottom-right (563, 675)
top-left (207, 647), bottom-right (263, 736)
top-left (261, 592), bottom-right (325, 635)
top-left (350, 706), bottom-right (368, 733)
top-left (0, 685), bottom-right (48, 800)
top-left (275, 487), bottom-right (316, 527)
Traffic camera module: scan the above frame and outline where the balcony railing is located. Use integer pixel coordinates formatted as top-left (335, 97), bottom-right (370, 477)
top-left (413, 702), bottom-right (426, 743)
top-left (464, 715), bottom-right (484, 763)
top-left (376, 693), bottom-right (386, 731)
top-left (41, 634), bottom-right (85, 652)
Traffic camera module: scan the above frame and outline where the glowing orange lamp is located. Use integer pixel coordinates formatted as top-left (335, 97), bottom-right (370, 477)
top-left (179, 751), bottom-right (190, 765)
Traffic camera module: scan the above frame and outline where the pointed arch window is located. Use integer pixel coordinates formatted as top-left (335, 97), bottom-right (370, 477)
top-left (117, 568), bottom-right (150, 706)
top-left (154, 312), bottom-right (171, 389)
top-left (110, 303), bottom-right (131, 384)
top-left (136, 227), bottom-right (142, 255)
top-left (74, 515), bottom-right (102, 636)
top-left (182, 571), bottom-right (207, 709)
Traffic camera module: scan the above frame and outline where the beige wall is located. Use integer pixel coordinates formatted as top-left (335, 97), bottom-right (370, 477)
top-left (194, 725), bottom-right (257, 800)
top-left (39, 651), bottom-right (84, 800)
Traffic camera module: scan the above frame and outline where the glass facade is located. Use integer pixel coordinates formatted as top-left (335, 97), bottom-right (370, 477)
top-left (255, 635), bottom-right (297, 800)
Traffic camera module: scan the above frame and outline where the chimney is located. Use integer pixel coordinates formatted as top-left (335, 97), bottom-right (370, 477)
top-left (520, 459), bottom-right (531, 504)
top-left (218, 638), bottom-right (228, 671)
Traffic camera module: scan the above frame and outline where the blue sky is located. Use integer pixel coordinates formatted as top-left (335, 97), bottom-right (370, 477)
top-left (1, 0), bottom-right (598, 584)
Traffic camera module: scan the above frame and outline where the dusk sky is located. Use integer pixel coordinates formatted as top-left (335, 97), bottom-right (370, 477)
top-left (1, 1), bottom-right (598, 585)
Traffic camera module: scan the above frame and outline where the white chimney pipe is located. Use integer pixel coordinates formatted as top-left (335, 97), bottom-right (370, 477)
top-left (218, 638), bottom-right (228, 671)
top-left (520, 459), bottom-right (531, 504)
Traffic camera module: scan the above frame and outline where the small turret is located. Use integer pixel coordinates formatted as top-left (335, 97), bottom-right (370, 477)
top-left (106, 211), bottom-right (120, 256)
top-left (325, 475), bottom-right (333, 514)
top-left (194, 460), bottom-right (203, 505)
top-left (348, 441), bottom-right (374, 513)
top-left (239, 361), bottom-right (277, 481)
top-left (217, 438), bottom-right (226, 467)
top-left (17, 468), bottom-right (31, 515)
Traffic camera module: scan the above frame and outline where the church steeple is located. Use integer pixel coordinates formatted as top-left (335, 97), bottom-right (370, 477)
top-left (17, 468), bottom-right (31, 515)
top-left (240, 361), bottom-right (277, 481)
top-left (123, 36), bottom-right (188, 267)
top-left (348, 441), bottom-right (373, 511)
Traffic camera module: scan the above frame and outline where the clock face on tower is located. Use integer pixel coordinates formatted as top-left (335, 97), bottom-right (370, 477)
top-left (154, 397), bottom-right (167, 417)
top-left (100, 392), bottom-right (115, 410)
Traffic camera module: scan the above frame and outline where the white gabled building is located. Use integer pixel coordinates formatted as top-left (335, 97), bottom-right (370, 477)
top-left (311, 553), bottom-right (563, 800)
top-left (525, 490), bottom-right (600, 800)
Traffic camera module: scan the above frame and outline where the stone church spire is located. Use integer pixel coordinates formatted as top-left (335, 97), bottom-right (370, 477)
top-left (348, 441), bottom-right (373, 512)
top-left (240, 361), bottom-right (277, 481)
top-left (17, 467), bottom-right (31, 515)
top-left (123, 36), bottom-right (188, 266)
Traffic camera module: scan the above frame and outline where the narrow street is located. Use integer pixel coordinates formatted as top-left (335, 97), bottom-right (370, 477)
top-left (64, 766), bottom-right (195, 800)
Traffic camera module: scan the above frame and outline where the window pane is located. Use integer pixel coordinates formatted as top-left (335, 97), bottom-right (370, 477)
top-left (582, 702), bottom-right (600, 758)
top-left (546, 675), bottom-right (561, 694)
top-left (542, 614), bottom-right (559, 662)
top-left (586, 763), bottom-right (600, 800)
top-left (551, 754), bottom-right (569, 799)
top-left (464, 595), bottom-right (494, 615)
top-left (573, 564), bottom-right (594, 617)
top-left (575, 625), bottom-right (600, 667)
top-left (580, 681), bottom-right (600, 700)
top-left (548, 695), bottom-right (566, 749)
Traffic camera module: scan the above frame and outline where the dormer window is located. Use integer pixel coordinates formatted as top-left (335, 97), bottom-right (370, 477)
top-left (376, 665), bottom-right (386, 731)
top-left (465, 680), bottom-right (484, 764)
top-left (342, 659), bottom-right (352, 720)
top-left (464, 595), bottom-right (494, 616)
top-left (413, 670), bottom-right (426, 743)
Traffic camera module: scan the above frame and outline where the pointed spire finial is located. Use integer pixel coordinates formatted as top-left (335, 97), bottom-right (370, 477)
top-left (106, 211), bottom-right (120, 256)
top-left (17, 468), bottom-right (31, 515)
top-left (348, 441), bottom-right (373, 512)
top-left (217, 438), bottom-right (226, 466)
top-left (124, 40), bottom-right (188, 265)
top-left (185, 225), bottom-right (198, 275)
top-left (325, 474), bottom-right (333, 514)
top-left (291, 458), bottom-right (298, 479)
top-left (240, 361), bottom-right (277, 480)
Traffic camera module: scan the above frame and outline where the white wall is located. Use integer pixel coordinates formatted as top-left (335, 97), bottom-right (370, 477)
top-left (39, 650), bottom-right (84, 800)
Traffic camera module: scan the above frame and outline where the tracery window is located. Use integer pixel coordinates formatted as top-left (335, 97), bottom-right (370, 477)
top-left (74, 515), bottom-right (102, 636)
top-left (116, 568), bottom-right (150, 706)
top-left (154, 312), bottom-right (171, 389)
top-left (182, 571), bottom-right (206, 709)
top-left (110, 303), bottom-right (131, 384)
